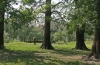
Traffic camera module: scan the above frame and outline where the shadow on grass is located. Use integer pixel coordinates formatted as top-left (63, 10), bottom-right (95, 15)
top-left (0, 49), bottom-right (92, 65)
top-left (52, 48), bottom-right (91, 56)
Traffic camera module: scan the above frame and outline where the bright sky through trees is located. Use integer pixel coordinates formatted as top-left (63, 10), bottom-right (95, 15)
top-left (52, 0), bottom-right (62, 3)
top-left (13, 0), bottom-right (62, 8)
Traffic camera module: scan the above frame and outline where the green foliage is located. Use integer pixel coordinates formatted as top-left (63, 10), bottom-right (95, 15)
top-left (8, 8), bottom-right (36, 29)
top-left (67, 0), bottom-right (97, 35)
top-left (4, 22), bottom-right (44, 42)
top-left (4, 0), bottom-right (94, 44)
top-left (53, 31), bottom-right (65, 42)
top-left (22, 0), bottom-right (36, 5)
top-left (4, 31), bottom-right (11, 43)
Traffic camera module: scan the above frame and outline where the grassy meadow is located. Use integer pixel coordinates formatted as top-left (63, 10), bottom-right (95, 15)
top-left (0, 41), bottom-right (100, 65)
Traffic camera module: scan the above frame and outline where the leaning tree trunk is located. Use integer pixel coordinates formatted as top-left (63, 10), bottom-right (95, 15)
top-left (75, 28), bottom-right (89, 50)
top-left (0, 0), bottom-right (5, 49)
top-left (40, 0), bottom-right (54, 50)
top-left (88, 0), bottom-right (100, 59)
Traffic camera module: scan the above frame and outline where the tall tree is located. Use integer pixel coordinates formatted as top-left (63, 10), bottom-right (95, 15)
top-left (0, 0), bottom-right (6, 49)
top-left (40, 0), bottom-right (54, 49)
top-left (68, 0), bottom-right (89, 50)
top-left (88, 0), bottom-right (100, 59)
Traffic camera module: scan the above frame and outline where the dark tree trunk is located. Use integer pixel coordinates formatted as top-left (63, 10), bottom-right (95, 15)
top-left (75, 28), bottom-right (89, 50)
top-left (88, 28), bottom-right (100, 59)
top-left (40, 0), bottom-right (54, 50)
top-left (0, 22), bottom-right (4, 49)
top-left (0, 0), bottom-right (5, 49)
top-left (88, 1), bottom-right (100, 59)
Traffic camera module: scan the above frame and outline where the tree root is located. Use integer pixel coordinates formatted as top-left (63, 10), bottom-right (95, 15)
top-left (82, 55), bottom-right (100, 61)
top-left (40, 43), bottom-right (54, 50)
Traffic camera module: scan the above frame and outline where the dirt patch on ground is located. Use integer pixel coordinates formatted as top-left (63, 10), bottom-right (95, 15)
top-left (34, 53), bottom-right (100, 65)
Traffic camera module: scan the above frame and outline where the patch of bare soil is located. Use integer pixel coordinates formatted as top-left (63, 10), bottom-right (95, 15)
top-left (34, 53), bottom-right (100, 65)
top-left (82, 55), bottom-right (100, 65)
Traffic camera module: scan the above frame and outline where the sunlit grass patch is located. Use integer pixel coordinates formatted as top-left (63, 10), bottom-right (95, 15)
top-left (85, 41), bottom-right (92, 49)
top-left (5, 42), bottom-right (42, 51)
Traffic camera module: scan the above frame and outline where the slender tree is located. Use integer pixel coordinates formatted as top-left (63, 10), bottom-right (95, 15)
top-left (0, 0), bottom-right (6, 49)
top-left (88, 0), bottom-right (100, 59)
top-left (40, 0), bottom-right (54, 49)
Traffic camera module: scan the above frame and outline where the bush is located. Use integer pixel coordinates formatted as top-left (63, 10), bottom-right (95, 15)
top-left (4, 31), bottom-right (11, 43)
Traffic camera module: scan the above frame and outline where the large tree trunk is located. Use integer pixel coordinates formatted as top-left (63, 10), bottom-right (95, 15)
top-left (88, 0), bottom-right (100, 59)
top-left (40, 0), bottom-right (54, 50)
top-left (75, 28), bottom-right (88, 50)
top-left (0, 22), bottom-right (4, 49)
top-left (0, 0), bottom-right (5, 49)
top-left (88, 28), bottom-right (100, 59)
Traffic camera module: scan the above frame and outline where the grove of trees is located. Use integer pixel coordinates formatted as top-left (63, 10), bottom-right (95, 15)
top-left (0, 0), bottom-right (100, 59)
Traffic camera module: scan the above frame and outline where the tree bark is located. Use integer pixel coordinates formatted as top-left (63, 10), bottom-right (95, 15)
top-left (0, 0), bottom-right (5, 49)
top-left (40, 0), bottom-right (54, 50)
top-left (88, 28), bottom-right (100, 59)
top-left (88, 0), bottom-right (100, 59)
top-left (0, 22), bottom-right (4, 49)
top-left (75, 28), bottom-right (89, 50)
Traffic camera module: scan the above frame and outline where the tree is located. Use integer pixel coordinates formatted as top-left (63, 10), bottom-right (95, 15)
top-left (0, 0), bottom-right (6, 49)
top-left (40, 0), bottom-right (54, 49)
top-left (88, 0), bottom-right (100, 59)
top-left (75, 24), bottom-right (88, 50)
top-left (75, 0), bottom-right (89, 50)
top-left (67, 0), bottom-right (89, 50)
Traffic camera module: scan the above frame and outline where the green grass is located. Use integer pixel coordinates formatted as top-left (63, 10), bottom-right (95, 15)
top-left (0, 41), bottom-right (99, 65)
